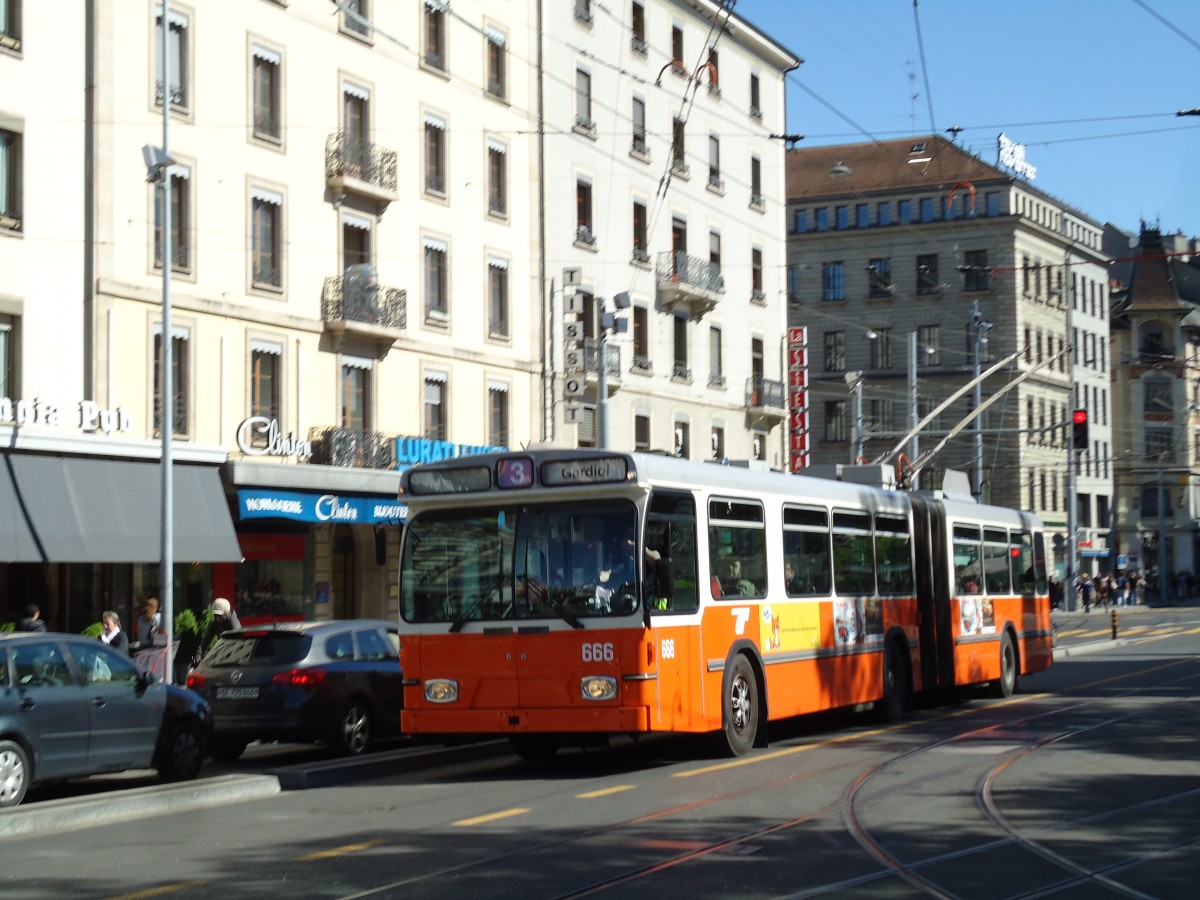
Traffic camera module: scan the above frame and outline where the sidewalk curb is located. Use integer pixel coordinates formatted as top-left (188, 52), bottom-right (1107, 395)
top-left (1053, 638), bottom-right (1131, 660)
top-left (0, 774), bottom-right (281, 839)
top-left (265, 740), bottom-right (506, 790)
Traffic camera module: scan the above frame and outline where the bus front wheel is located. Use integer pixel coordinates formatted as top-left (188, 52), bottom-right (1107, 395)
top-left (720, 655), bottom-right (760, 757)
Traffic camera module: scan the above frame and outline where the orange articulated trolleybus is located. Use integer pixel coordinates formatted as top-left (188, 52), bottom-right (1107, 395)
top-left (396, 449), bottom-right (1052, 759)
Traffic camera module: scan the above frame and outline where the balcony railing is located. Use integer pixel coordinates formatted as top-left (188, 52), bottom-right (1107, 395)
top-left (582, 338), bottom-right (621, 382)
top-left (322, 275), bottom-right (406, 332)
top-left (325, 132), bottom-right (399, 199)
top-left (745, 376), bottom-right (786, 420)
top-left (308, 426), bottom-right (393, 469)
top-left (656, 250), bottom-right (724, 317)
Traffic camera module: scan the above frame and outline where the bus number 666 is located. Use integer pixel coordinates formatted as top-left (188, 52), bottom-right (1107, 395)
top-left (582, 642), bottom-right (615, 662)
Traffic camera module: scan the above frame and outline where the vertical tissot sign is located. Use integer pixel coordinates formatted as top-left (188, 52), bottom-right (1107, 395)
top-left (788, 327), bottom-right (809, 472)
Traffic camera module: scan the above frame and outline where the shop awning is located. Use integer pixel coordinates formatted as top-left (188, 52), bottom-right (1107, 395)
top-left (0, 455), bottom-right (242, 563)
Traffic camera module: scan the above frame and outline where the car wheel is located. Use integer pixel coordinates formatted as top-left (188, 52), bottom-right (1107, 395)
top-left (0, 740), bottom-right (31, 808)
top-left (213, 739), bottom-right (247, 762)
top-left (333, 700), bottom-right (371, 756)
top-left (159, 722), bottom-right (205, 782)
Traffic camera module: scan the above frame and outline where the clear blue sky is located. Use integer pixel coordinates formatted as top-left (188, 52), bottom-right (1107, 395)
top-left (733, 0), bottom-right (1200, 238)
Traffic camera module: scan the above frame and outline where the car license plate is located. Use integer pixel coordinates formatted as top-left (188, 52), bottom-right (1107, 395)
top-left (216, 686), bottom-right (260, 700)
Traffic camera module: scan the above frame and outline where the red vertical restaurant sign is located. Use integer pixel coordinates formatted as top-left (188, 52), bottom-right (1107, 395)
top-left (788, 327), bottom-right (809, 472)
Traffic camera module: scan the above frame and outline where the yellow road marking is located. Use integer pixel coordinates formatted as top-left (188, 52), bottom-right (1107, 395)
top-left (105, 882), bottom-right (210, 900)
top-left (1186, 626), bottom-right (1200, 635)
top-left (296, 839), bottom-right (386, 862)
top-left (577, 785), bottom-right (636, 799)
top-left (454, 807), bottom-right (531, 826)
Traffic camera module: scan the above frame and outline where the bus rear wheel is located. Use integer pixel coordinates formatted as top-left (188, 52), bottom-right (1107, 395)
top-left (720, 655), bottom-right (759, 757)
top-left (991, 632), bottom-right (1018, 698)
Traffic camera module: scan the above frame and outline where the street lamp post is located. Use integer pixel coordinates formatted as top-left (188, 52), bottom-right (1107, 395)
top-left (596, 292), bottom-right (630, 449)
top-left (971, 299), bottom-right (991, 501)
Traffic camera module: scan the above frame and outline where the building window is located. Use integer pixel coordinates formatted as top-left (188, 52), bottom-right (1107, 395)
top-left (1145, 429), bottom-right (1172, 459)
top-left (751, 247), bottom-right (764, 302)
top-left (341, 0), bottom-right (369, 38)
top-left (749, 72), bottom-right (761, 119)
top-left (424, 114), bottom-right (446, 195)
top-left (486, 139), bottom-right (507, 217)
top-left (631, 2), bottom-right (646, 54)
top-left (750, 156), bottom-right (763, 208)
top-left (898, 199), bottom-right (912, 223)
top-left (673, 316), bottom-right (689, 380)
top-left (249, 345), bottom-right (281, 447)
top-left (575, 0), bottom-right (593, 25)
top-left (868, 257), bottom-right (893, 298)
top-left (986, 192), bottom-right (1001, 216)
top-left (870, 399), bottom-right (894, 433)
top-left (342, 358), bottom-right (371, 430)
top-left (711, 426), bottom-right (725, 460)
top-left (487, 382), bottom-right (509, 447)
top-left (632, 200), bottom-right (649, 264)
top-left (674, 420), bottom-right (690, 458)
top-left (787, 264), bottom-right (801, 305)
top-left (342, 84), bottom-right (369, 175)
top-left (423, 375), bottom-right (446, 440)
top-left (964, 249), bottom-right (989, 291)
top-left (709, 326), bottom-right (724, 387)
top-left (155, 6), bottom-right (189, 110)
top-left (154, 168), bottom-right (190, 272)
top-left (251, 46), bottom-right (281, 141)
top-left (822, 262), bottom-right (845, 302)
top-left (706, 46), bottom-right (719, 94)
top-left (0, 316), bottom-right (16, 397)
top-left (631, 306), bottom-right (651, 372)
top-left (153, 330), bottom-right (189, 438)
top-left (631, 95), bottom-right (648, 155)
top-left (824, 400), bottom-right (847, 442)
top-left (815, 207), bottom-right (829, 231)
top-left (1, 0), bottom-right (21, 50)
top-left (709, 230), bottom-right (721, 269)
top-left (576, 179), bottom-right (594, 245)
top-left (0, 126), bottom-right (20, 232)
top-left (916, 253), bottom-right (939, 294)
top-left (708, 135), bottom-right (721, 189)
top-left (484, 26), bottom-right (506, 99)
top-left (919, 325), bottom-right (939, 365)
top-left (835, 206), bottom-right (848, 230)
top-left (870, 329), bottom-right (892, 369)
top-left (424, 239), bottom-right (448, 320)
top-left (634, 413), bottom-right (651, 450)
top-left (671, 24), bottom-right (684, 69)
top-left (791, 208), bottom-right (807, 234)
top-left (856, 203), bottom-right (869, 228)
top-left (877, 202), bottom-right (891, 226)
top-left (251, 189), bottom-right (282, 288)
top-left (1144, 379), bottom-right (1172, 416)
top-left (919, 197), bottom-right (934, 222)
top-left (823, 331), bottom-right (845, 372)
top-left (672, 117), bottom-right (687, 174)
top-left (575, 67), bottom-right (593, 131)
top-left (487, 257), bottom-right (509, 338)
top-left (424, 0), bottom-right (446, 69)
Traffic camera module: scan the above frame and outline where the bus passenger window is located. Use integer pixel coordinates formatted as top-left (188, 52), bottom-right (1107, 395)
top-left (953, 525), bottom-right (982, 595)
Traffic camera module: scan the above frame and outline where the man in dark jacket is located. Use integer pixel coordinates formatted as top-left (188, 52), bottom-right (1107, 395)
top-left (16, 604), bottom-right (48, 632)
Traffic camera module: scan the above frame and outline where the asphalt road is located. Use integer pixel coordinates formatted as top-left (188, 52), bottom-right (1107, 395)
top-left (1, 603), bottom-right (1197, 899)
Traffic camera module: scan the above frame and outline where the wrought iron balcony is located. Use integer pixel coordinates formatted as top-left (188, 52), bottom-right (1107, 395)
top-left (745, 376), bottom-right (786, 422)
top-left (656, 250), bottom-right (724, 317)
top-left (308, 426), bottom-right (394, 470)
top-left (582, 338), bottom-right (621, 393)
top-left (321, 267), bottom-right (406, 350)
top-left (325, 132), bottom-right (398, 206)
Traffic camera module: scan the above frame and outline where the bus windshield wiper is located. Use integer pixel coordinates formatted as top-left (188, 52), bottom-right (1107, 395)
top-left (524, 577), bottom-right (584, 629)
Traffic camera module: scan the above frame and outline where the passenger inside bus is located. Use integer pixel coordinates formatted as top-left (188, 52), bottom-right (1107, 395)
top-left (723, 559), bottom-right (757, 597)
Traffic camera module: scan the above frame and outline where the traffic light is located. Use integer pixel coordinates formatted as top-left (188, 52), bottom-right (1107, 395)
top-left (1071, 409), bottom-right (1089, 450)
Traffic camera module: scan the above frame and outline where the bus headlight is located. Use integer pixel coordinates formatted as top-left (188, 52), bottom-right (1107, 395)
top-left (424, 679), bottom-right (459, 703)
top-left (580, 676), bottom-right (617, 701)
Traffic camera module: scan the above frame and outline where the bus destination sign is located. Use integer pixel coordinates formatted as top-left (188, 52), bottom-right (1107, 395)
top-left (541, 456), bottom-right (629, 487)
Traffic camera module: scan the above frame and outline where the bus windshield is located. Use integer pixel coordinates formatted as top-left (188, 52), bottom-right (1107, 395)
top-left (401, 500), bottom-right (640, 626)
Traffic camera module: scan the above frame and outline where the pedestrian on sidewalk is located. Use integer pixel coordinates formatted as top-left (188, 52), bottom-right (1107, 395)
top-left (1080, 574), bottom-right (1093, 613)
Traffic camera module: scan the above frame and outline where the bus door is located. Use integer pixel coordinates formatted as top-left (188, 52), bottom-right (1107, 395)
top-left (644, 490), bottom-right (701, 732)
top-left (913, 497), bottom-right (954, 690)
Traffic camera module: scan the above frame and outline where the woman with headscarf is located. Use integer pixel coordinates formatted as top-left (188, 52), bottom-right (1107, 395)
top-left (197, 597), bottom-right (240, 664)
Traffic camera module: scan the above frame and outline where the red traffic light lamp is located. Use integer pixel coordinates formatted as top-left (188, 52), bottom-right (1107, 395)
top-left (1071, 409), bottom-right (1089, 450)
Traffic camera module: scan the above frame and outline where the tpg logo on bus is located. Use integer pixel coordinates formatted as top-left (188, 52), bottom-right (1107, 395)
top-left (542, 456), bottom-right (628, 486)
